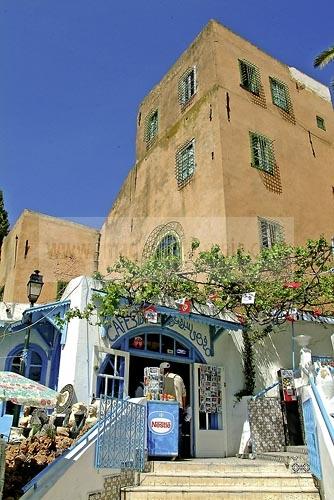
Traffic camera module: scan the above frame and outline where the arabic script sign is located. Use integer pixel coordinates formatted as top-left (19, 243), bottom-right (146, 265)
top-left (167, 317), bottom-right (211, 357)
top-left (106, 314), bottom-right (212, 358)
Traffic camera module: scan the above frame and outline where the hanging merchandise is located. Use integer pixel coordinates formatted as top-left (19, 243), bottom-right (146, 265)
top-left (199, 366), bottom-right (222, 413)
top-left (279, 369), bottom-right (297, 402)
top-left (144, 367), bottom-right (164, 400)
top-left (241, 292), bottom-right (256, 304)
top-left (144, 305), bottom-right (158, 323)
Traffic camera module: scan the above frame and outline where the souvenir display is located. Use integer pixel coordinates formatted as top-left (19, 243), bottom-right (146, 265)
top-left (199, 365), bottom-right (222, 413)
top-left (280, 369), bottom-right (297, 402)
top-left (143, 367), bottom-right (164, 400)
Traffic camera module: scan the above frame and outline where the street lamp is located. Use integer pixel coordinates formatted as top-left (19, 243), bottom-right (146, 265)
top-left (27, 270), bottom-right (44, 307)
top-left (12, 270), bottom-right (44, 427)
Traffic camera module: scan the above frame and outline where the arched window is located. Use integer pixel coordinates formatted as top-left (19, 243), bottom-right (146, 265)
top-left (129, 332), bottom-right (190, 359)
top-left (142, 221), bottom-right (184, 261)
top-left (155, 233), bottom-right (181, 260)
top-left (5, 344), bottom-right (47, 384)
top-left (3, 344), bottom-right (47, 415)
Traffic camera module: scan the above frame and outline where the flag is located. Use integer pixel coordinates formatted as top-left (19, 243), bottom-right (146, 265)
top-left (241, 292), bottom-right (256, 305)
top-left (284, 282), bottom-right (301, 289)
top-left (175, 297), bottom-right (186, 305)
top-left (178, 299), bottom-right (191, 314)
top-left (144, 305), bottom-right (158, 323)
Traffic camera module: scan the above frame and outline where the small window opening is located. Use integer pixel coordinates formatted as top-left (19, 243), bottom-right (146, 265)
top-left (316, 116), bottom-right (326, 131)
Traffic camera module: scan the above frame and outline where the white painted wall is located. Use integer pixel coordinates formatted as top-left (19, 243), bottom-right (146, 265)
top-left (57, 276), bottom-right (105, 404)
top-left (289, 66), bottom-right (332, 102)
top-left (253, 321), bottom-right (334, 392)
top-left (0, 302), bottom-right (29, 322)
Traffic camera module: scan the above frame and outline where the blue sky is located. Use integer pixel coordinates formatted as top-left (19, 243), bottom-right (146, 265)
top-left (1, 0), bottom-right (333, 227)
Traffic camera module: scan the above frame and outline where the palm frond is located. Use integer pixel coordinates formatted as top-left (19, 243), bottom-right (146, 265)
top-left (314, 46), bottom-right (334, 68)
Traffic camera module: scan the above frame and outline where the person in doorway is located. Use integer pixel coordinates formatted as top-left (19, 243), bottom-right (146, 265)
top-left (134, 380), bottom-right (145, 398)
top-left (160, 362), bottom-right (186, 459)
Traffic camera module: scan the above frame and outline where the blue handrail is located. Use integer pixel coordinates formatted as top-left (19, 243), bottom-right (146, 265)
top-left (310, 379), bottom-right (334, 445)
top-left (252, 381), bottom-right (279, 400)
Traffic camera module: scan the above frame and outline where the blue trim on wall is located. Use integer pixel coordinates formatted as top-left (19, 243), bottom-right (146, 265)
top-left (49, 332), bottom-right (61, 390)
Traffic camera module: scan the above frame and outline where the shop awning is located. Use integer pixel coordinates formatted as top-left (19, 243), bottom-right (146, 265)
top-left (2, 300), bottom-right (71, 345)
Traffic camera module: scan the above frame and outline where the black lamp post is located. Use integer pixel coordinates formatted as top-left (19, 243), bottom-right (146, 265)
top-left (26, 270), bottom-right (44, 308)
top-left (12, 270), bottom-right (44, 427)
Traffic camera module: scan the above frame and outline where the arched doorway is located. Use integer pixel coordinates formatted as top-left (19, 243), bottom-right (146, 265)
top-left (95, 326), bottom-right (229, 458)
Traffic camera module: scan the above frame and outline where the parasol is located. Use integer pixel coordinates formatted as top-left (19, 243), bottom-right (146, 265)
top-left (0, 371), bottom-right (61, 408)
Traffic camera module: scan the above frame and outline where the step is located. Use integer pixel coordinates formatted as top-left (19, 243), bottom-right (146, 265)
top-left (139, 471), bottom-right (314, 488)
top-left (286, 445), bottom-right (308, 455)
top-left (256, 452), bottom-right (310, 473)
top-left (121, 484), bottom-right (320, 499)
top-left (150, 458), bottom-right (289, 474)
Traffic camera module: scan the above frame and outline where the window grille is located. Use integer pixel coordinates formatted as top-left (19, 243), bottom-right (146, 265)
top-left (316, 115), bottom-right (326, 131)
top-left (176, 139), bottom-right (195, 188)
top-left (144, 109), bottom-right (158, 145)
top-left (179, 67), bottom-right (196, 106)
top-left (250, 132), bottom-right (275, 174)
top-left (239, 60), bottom-right (260, 95)
top-left (270, 77), bottom-right (292, 113)
top-left (258, 218), bottom-right (283, 248)
top-left (155, 233), bottom-right (181, 260)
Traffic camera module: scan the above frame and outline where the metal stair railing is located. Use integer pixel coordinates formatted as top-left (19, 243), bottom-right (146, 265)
top-left (95, 396), bottom-right (146, 472)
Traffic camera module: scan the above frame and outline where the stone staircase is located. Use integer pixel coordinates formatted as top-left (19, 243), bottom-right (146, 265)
top-left (121, 457), bottom-right (319, 499)
top-left (257, 446), bottom-right (311, 473)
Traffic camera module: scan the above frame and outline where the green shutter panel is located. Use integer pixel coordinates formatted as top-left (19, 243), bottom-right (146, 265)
top-left (239, 60), bottom-right (260, 95)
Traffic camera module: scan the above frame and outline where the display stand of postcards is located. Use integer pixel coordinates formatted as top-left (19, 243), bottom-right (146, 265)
top-left (199, 366), bottom-right (222, 413)
top-left (143, 367), bottom-right (164, 399)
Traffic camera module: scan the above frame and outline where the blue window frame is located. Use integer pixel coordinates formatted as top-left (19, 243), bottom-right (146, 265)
top-left (128, 332), bottom-right (192, 360)
top-left (5, 344), bottom-right (47, 385)
top-left (3, 344), bottom-right (48, 415)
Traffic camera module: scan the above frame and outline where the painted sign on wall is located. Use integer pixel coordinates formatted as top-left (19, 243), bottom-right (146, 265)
top-left (105, 313), bottom-right (212, 358)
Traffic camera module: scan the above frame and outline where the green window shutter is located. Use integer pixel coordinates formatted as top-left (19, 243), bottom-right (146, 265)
top-left (155, 234), bottom-right (181, 260)
top-left (239, 60), bottom-right (260, 95)
top-left (179, 67), bottom-right (196, 106)
top-left (316, 116), bottom-right (326, 130)
top-left (270, 77), bottom-right (291, 113)
top-left (258, 218), bottom-right (284, 248)
top-left (176, 139), bottom-right (195, 188)
top-left (250, 132), bottom-right (275, 174)
top-left (145, 110), bottom-right (158, 145)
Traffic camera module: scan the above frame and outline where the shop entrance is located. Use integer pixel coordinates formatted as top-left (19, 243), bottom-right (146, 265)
top-left (129, 354), bottom-right (192, 457)
top-left (96, 326), bottom-right (227, 458)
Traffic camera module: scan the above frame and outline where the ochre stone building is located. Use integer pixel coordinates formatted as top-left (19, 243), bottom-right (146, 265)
top-left (98, 20), bottom-right (334, 272)
top-left (1, 20), bottom-right (333, 301)
top-left (0, 210), bottom-right (99, 303)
